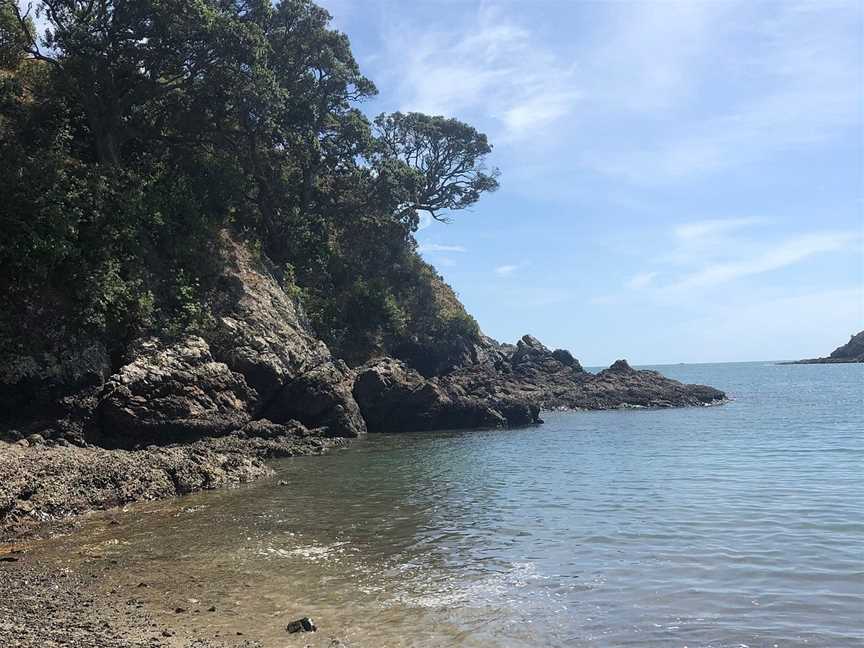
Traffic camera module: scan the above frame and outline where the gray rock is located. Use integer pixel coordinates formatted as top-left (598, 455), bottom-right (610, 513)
top-left (353, 357), bottom-right (530, 433)
top-left (440, 335), bottom-right (725, 412)
top-left (207, 232), bottom-right (366, 437)
top-left (99, 336), bottom-right (257, 445)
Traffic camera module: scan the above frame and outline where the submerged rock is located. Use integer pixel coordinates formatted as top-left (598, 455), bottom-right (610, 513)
top-left (286, 617), bottom-right (317, 633)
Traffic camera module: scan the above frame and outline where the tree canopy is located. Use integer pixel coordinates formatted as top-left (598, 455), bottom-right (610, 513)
top-left (0, 0), bottom-right (497, 367)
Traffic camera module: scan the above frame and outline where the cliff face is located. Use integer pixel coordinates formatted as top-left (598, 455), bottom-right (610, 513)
top-left (0, 233), bottom-right (726, 450)
top-left (787, 331), bottom-right (864, 364)
top-left (829, 331), bottom-right (864, 361)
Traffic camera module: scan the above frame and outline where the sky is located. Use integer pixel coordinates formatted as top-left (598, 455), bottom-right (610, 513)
top-left (31, 0), bottom-right (863, 365)
top-left (318, 0), bottom-right (864, 365)
top-left (315, 0), bottom-right (864, 365)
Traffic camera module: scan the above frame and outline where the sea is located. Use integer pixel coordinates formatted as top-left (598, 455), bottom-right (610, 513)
top-left (32, 361), bottom-right (864, 647)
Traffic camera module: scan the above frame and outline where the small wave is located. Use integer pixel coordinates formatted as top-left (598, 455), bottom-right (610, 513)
top-left (257, 541), bottom-right (352, 562)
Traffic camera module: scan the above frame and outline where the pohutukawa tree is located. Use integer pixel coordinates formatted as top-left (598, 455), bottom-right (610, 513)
top-left (0, 0), bottom-right (498, 364)
top-left (372, 111), bottom-right (500, 223)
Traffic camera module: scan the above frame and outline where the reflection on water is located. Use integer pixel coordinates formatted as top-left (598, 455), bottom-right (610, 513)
top-left (30, 362), bottom-right (864, 647)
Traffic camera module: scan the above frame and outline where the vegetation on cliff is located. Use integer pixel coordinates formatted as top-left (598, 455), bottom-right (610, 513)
top-left (786, 331), bottom-right (864, 364)
top-left (0, 0), bottom-right (493, 375)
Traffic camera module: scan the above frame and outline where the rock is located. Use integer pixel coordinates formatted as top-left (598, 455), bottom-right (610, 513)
top-left (99, 336), bottom-right (258, 446)
top-left (207, 232), bottom-right (366, 438)
top-left (829, 331), bottom-right (864, 361)
top-left (26, 434), bottom-right (45, 446)
top-left (440, 335), bottom-right (725, 412)
top-left (240, 419), bottom-right (309, 439)
top-left (0, 432), bottom-right (344, 540)
top-left (606, 359), bottom-right (634, 373)
top-left (353, 357), bottom-right (538, 433)
top-left (551, 349), bottom-right (580, 369)
top-left (286, 617), bottom-right (317, 633)
top-left (785, 330), bottom-right (864, 364)
top-left (261, 361), bottom-right (365, 438)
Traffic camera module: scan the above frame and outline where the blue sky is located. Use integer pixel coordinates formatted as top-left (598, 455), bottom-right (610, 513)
top-left (335, 0), bottom-right (864, 365)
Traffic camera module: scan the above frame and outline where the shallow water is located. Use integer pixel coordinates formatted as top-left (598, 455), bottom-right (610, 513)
top-left (32, 362), bottom-right (864, 647)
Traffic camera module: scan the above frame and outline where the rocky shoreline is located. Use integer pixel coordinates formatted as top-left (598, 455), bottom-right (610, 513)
top-left (0, 427), bottom-right (344, 543)
top-left (1, 232), bottom-right (726, 543)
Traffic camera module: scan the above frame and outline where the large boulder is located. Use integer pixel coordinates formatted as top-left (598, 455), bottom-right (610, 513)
top-left (262, 360), bottom-right (366, 437)
top-left (204, 232), bottom-right (366, 437)
top-left (99, 336), bottom-right (257, 445)
top-left (353, 357), bottom-right (541, 433)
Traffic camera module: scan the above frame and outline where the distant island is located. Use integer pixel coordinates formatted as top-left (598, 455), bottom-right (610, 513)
top-left (784, 331), bottom-right (864, 364)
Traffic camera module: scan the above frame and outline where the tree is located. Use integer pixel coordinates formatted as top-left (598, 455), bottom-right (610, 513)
top-left (372, 111), bottom-right (500, 223)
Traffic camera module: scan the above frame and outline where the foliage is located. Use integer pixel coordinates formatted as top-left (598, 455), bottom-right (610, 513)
top-left (0, 0), bottom-right (497, 371)
top-left (372, 111), bottom-right (500, 222)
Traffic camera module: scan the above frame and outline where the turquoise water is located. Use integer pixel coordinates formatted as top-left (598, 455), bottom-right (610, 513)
top-left (37, 362), bottom-right (864, 647)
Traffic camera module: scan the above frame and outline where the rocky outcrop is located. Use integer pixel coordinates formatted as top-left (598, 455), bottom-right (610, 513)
top-left (440, 335), bottom-right (725, 411)
top-left (350, 335), bottom-right (723, 432)
top-left (353, 357), bottom-right (539, 433)
top-left (206, 232), bottom-right (366, 437)
top-left (0, 229), bottom-right (726, 455)
top-left (1, 232), bottom-right (367, 445)
top-left (99, 336), bottom-right (258, 446)
top-left (785, 331), bottom-right (864, 364)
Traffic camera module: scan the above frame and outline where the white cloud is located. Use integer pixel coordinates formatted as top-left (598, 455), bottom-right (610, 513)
top-left (586, 1), bottom-right (728, 113)
top-left (626, 271), bottom-right (659, 290)
top-left (417, 243), bottom-right (467, 254)
top-left (494, 264), bottom-right (520, 277)
top-left (666, 230), bottom-right (860, 292)
top-left (374, 5), bottom-right (581, 141)
top-left (673, 219), bottom-right (762, 242)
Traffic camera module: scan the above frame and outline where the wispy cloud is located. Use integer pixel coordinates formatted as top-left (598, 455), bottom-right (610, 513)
top-left (495, 263), bottom-right (521, 277)
top-left (417, 243), bottom-right (467, 254)
top-left (374, 5), bottom-right (580, 141)
top-left (665, 230), bottom-right (860, 292)
top-left (673, 219), bottom-right (762, 242)
top-left (585, 1), bottom-right (861, 183)
top-left (626, 271), bottom-right (659, 290)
